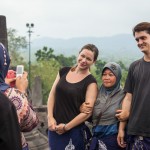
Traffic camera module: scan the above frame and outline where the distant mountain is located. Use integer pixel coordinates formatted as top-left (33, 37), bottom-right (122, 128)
top-left (25, 34), bottom-right (142, 66)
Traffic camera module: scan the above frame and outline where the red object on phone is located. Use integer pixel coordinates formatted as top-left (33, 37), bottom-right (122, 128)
top-left (6, 70), bottom-right (16, 87)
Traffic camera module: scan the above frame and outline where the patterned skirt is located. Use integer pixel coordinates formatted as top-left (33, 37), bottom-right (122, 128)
top-left (48, 124), bottom-right (91, 150)
top-left (126, 135), bottom-right (150, 150)
top-left (90, 134), bottom-right (125, 150)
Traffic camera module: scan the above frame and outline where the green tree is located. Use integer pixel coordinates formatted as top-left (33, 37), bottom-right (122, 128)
top-left (31, 59), bottom-right (61, 104)
top-left (7, 28), bottom-right (27, 67)
top-left (117, 60), bottom-right (128, 87)
top-left (35, 46), bottom-right (76, 67)
top-left (117, 60), bottom-right (128, 71)
top-left (56, 54), bottom-right (76, 67)
top-left (94, 59), bottom-right (107, 86)
top-left (35, 47), bottom-right (55, 61)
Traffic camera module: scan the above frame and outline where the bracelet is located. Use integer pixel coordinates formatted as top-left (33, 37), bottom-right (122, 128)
top-left (63, 124), bottom-right (66, 131)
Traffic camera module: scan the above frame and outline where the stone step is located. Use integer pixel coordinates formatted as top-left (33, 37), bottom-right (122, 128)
top-left (24, 130), bottom-right (49, 150)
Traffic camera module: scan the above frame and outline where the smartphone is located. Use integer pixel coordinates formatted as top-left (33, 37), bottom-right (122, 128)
top-left (16, 65), bottom-right (24, 77)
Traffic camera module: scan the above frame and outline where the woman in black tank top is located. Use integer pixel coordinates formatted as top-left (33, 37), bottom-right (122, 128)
top-left (47, 44), bottom-right (99, 150)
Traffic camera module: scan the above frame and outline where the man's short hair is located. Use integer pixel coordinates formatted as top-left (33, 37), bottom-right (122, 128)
top-left (133, 22), bottom-right (150, 36)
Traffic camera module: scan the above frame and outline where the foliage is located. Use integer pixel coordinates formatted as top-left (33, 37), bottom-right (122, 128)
top-left (35, 46), bottom-right (76, 67)
top-left (117, 60), bottom-right (128, 87)
top-left (35, 47), bottom-right (55, 61)
top-left (55, 54), bottom-right (76, 67)
top-left (31, 60), bottom-right (61, 104)
top-left (117, 60), bottom-right (128, 71)
top-left (7, 28), bottom-right (27, 67)
top-left (121, 70), bottom-right (128, 87)
top-left (94, 59), bottom-right (107, 86)
top-left (95, 59), bottom-right (107, 75)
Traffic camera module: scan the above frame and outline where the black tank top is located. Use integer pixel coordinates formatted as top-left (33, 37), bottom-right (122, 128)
top-left (53, 67), bottom-right (97, 124)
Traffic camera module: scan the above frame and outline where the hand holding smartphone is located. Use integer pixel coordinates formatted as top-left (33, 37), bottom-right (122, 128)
top-left (6, 70), bottom-right (16, 87)
top-left (15, 65), bottom-right (28, 92)
top-left (16, 65), bottom-right (24, 77)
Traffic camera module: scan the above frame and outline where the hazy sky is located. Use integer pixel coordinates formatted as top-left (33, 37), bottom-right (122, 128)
top-left (1, 0), bottom-right (150, 39)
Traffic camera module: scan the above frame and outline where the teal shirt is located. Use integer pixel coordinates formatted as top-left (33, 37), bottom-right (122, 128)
top-left (93, 123), bottom-right (118, 138)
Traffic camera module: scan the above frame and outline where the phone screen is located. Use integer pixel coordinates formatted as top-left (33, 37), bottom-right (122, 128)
top-left (17, 67), bottom-right (23, 74)
top-left (16, 65), bottom-right (24, 77)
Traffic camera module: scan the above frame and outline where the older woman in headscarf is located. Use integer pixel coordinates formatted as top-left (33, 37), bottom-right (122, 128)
top-left (81, 62), bottom-right (126, 150)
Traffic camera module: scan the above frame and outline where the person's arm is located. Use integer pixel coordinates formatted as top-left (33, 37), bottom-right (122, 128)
top-left (5, 87), bottom-right (39, 132)
top-left (56, 82), bottom-right (98, 135)
top-left (5, 77), bottom-right (16, 85)
top-left (15, 71), bottom-right (28, 93)
top-left (5, 70), bottom-right (39, 132)
top-left (117, 121), bottom-right (127, 148)
top-left (47, 73), bottom-right (60, 131)
top-left (115, 92), bottom-right (132, 121)
top-left (20, 97), bottom-right (39, 132)
top-left (80, 102), bottom-right (93, 114)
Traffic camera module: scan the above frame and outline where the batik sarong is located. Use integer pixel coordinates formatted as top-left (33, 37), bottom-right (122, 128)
top-left (90, 134), bottom-right (125, 150)
top-left (48, 124), bottom-right (90, 150)
top-left (126, 135), bottom-right (150, 150)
